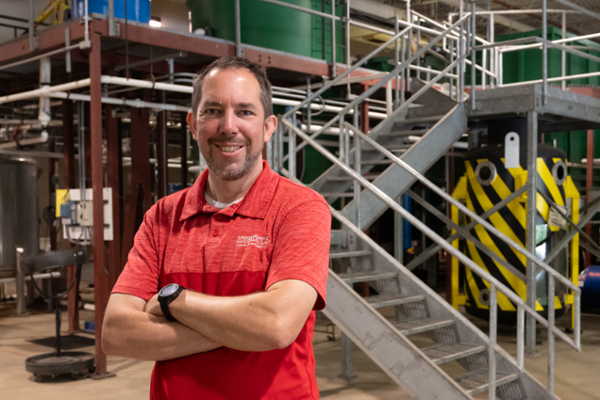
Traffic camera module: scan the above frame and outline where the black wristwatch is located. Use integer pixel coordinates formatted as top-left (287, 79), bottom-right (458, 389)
top-left (158, 283), bottom-right (186, 322)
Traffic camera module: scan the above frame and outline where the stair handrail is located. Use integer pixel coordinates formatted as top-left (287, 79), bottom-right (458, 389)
top-left (345, 122), bottom-right (579, 295)
top-left (281, 117), bottom-right (580, 397)
top-left (279, 13), bottom-right (472, 171)
top-left (280, 24), bottom-right (412, 121)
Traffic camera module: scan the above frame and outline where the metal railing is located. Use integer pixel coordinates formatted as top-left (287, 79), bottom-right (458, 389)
top-left (269, 3), bottom-right (596, 397)
top-left (281, 116), bottom-right (581, 398)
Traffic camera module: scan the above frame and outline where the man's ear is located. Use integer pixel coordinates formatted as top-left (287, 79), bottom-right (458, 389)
top-left (263, 115), bottom-right (277, 143)
top-left (186, 111), bottom-right (197, 140)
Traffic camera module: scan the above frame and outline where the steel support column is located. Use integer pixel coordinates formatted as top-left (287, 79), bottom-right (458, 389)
top-left (62, 99), bottom-right (80, 333)
top-left (105, 104), bottom-right (122, 289)
top-left (526, 110), bottom-right (538, 355)
top-left (89, 33), bottom-right (109, 376)
top-left (586, 129), bottom-right (594, 267)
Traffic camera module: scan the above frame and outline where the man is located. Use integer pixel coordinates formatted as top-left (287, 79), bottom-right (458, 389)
top-left (102, 57), bottom-right (331, 399)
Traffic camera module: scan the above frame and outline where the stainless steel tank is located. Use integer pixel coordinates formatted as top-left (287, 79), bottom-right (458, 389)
top-left (0, 156), bottom-right (39, 278)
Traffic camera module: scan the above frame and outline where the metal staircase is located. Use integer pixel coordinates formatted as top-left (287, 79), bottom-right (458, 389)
top-left (272, 6), bottom-right (584, 400)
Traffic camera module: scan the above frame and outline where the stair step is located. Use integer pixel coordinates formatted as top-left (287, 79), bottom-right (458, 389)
top-left (383, 144), bottom-right (412, 151)
top-left (338, 271), bottom-right (398, 284)
top-left (395, 115), bottom-right (445, 126)
top-left (394, 317), bottom-right (454, 336)
top-left (364, 293), bottom-right (424, 308)
top-left (330, 250), bottom-right (371, 259)
top-left (385, 128), bottom-right (429, 137)
top-left (454, 369), bottom-right (520, 396)
top-left (421, 342), bottom-right (486, 365)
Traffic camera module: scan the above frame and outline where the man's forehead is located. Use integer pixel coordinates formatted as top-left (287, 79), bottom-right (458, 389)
top-left (204, 67), bottom-right (259, 87)
top-left (200, 68), bottom-right (261, 105)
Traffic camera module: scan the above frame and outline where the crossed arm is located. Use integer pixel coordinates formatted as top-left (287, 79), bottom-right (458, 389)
top-left (102, 279), bottom-right (318, 361)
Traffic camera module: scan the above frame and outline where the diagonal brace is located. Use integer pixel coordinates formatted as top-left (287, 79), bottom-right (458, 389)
top-left (406, 183), bottom-right (530, 271)
top-left (406, 189), bottom-right (526, 282)
top-left (544, 196), bottom-right (600, 264)
top-left (537, 189), bottom-right (600, 254)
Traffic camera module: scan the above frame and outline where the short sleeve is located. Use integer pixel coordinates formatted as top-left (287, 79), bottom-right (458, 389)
top-left (112, 205), bottom-right (161, 301)
top-left (266, 199), bottom-right (331, 310)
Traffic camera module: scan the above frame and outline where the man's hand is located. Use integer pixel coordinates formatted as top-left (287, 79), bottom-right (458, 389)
top-left (144, 293), bottom-right (163, 316)
top-left (102, 293), bottom-right (221, 361)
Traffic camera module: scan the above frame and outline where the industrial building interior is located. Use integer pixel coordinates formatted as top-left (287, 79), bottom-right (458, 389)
top-left (1, 0), bottom-right (600, 399)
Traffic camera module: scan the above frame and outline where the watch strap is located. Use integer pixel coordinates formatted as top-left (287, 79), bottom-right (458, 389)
top-left (159, 285), bottom-right (185, 322)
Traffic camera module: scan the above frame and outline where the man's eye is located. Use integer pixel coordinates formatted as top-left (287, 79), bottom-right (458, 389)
top-left (239, 110), bottom-right (253, 116)
top-left (204, 109), bottom-right (218, 115)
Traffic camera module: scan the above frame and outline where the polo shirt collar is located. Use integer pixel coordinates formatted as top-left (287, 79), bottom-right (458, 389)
top-left (179, 160), bottom-right (278, 221)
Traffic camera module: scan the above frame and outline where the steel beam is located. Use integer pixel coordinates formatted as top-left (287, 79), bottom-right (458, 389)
top-left (89, 33), bottom-right (109, 376)
top-left (525, 110), bottom-right (538, 356)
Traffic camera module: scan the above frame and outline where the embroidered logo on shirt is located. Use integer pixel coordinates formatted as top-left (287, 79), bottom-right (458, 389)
top-left (236, 235), bottom-right (270, 248)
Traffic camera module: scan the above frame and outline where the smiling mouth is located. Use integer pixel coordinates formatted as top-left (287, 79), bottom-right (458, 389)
top-left (216, 145), bottom-right (243, 153)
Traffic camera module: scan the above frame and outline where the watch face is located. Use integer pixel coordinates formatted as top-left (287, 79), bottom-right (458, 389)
top-left (160, 283), bottom-right (179, 297)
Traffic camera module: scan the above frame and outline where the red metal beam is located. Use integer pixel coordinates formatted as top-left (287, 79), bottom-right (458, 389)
top-left (89, 32), bottom-right (109, 376)
top-left (121, 106), bottom-right (152, 267)
top-left (91, 19), bottom-right (234, 59)
top-left (105, 104), bottom-right (123, 289)
top-left (244, 48), bottom-right (329, 77)
top-left (0, 20), bottom-right (86, 65)
top-left (586, 129), bottom-right (594, 268)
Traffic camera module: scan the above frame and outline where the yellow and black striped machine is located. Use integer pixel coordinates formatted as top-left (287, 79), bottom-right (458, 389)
top-left (450, 130), bottom-right (580, 327)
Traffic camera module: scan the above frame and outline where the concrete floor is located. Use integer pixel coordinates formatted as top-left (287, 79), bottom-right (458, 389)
top-left (1, 300), bottom-right (599, 399)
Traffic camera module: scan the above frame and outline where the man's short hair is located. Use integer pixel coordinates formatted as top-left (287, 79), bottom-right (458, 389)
top-left (191, 57), bottom-right (272, 119)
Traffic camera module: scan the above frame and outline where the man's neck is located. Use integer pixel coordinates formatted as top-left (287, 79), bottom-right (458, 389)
top-left (205, 160), bottom-right (264, 204)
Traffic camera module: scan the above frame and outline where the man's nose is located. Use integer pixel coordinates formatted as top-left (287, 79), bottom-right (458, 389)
top-left (219, 109), bottom-right (237, 135)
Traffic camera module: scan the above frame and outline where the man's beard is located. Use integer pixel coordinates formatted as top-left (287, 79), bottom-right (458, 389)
top-left (205, 135), bottom-right (263, 181)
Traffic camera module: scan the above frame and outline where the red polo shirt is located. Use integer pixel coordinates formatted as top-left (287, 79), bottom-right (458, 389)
top-left (112, 161), bottom-right (330, 400)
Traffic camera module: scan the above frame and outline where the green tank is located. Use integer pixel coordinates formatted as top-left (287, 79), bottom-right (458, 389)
top-left (186, 0), bottom-right (343, 62)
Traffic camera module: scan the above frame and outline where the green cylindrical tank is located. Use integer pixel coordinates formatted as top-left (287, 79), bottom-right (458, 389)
top-left (186, 0), bottom-right (343, 62)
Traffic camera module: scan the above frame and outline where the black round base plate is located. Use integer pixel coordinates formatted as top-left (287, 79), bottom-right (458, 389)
top-left (26, 351), bottom-right (95, 380)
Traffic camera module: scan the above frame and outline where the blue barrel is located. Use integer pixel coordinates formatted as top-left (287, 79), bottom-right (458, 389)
top-left (580, 265), bottom-right (600, 309)
top-left (72, 0), bottom-right (150, 23)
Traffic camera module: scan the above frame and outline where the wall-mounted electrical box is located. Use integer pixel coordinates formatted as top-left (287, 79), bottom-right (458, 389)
top-left (56, 188), bottom-right (114, 242)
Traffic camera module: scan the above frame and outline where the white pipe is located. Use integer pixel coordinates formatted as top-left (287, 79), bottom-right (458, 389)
top-left (0, 135), bottom-right (49, 149)
top-left (0, 78), bottom-right (92, 105)
top-left (48, 92), bottom-right (191, 112)
top-left (0, 75), bottom-right (388, 119)
top-left (0, 271), bottom-right (61, 284)
top-left (100, 76), bottom-right (193, 94)
top-left (38, 57), bottom-right (51, 129)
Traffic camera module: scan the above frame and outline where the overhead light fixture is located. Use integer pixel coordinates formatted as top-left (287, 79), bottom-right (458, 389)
top-left (149, 17), bottom-right (162, 28)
